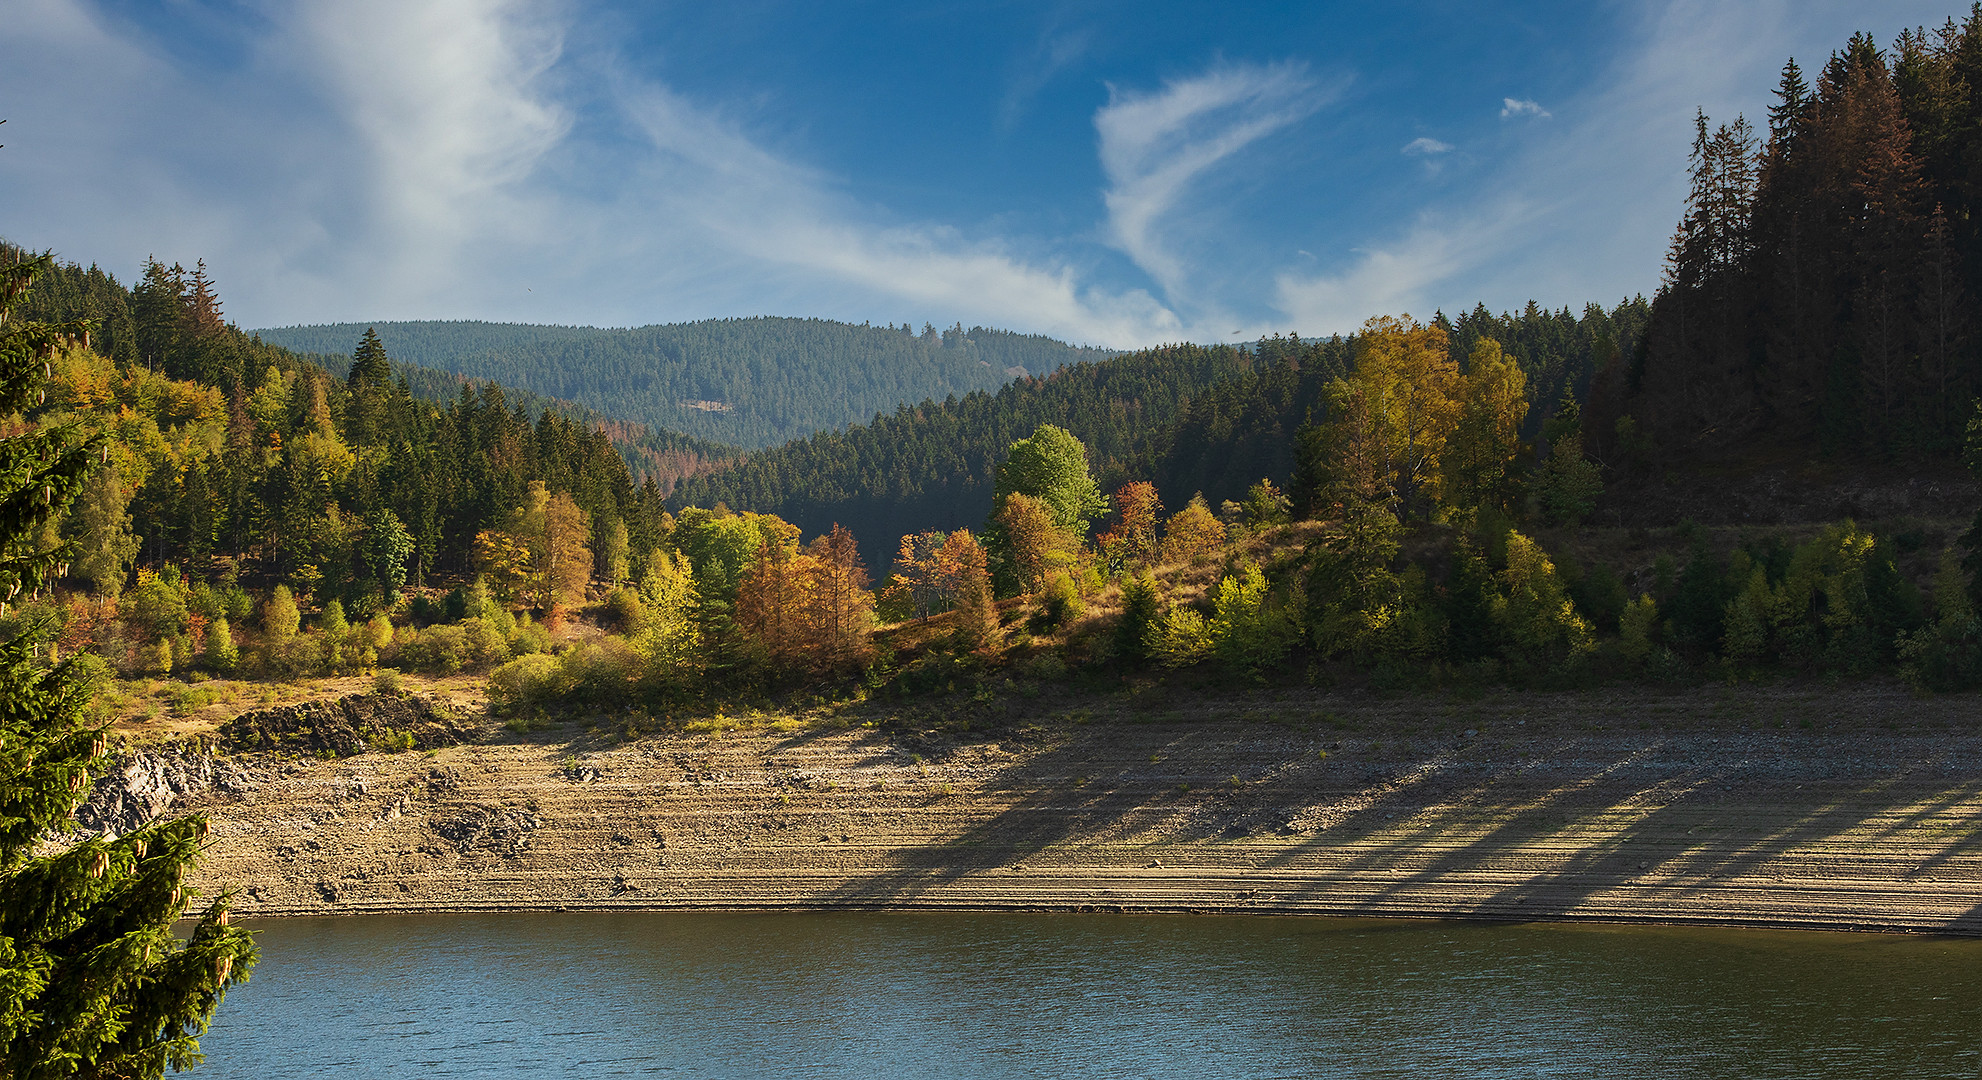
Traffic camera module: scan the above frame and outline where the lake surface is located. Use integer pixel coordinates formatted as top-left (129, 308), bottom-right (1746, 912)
top-left (197, 912), bottom-right (1982, 1078)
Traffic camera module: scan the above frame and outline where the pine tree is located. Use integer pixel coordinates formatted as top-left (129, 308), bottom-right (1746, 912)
top-left (0, 254), bottom-right (257, 1076)
top-left (345, 328), bottom-right (392, 451)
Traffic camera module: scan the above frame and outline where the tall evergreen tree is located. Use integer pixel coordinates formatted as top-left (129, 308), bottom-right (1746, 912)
top-left (345, 328), bottom-right (392, 451)
top-left (0, 255), bottom-right (256, 1077)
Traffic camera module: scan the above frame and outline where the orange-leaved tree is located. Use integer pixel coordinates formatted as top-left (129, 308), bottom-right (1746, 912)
top-left (1096, 481), bottom-right (1163, 572)
top-left (1159, 494), bottom-right (1224, 566)
top-left (994, 492), bottom-right (1080, 594)
top-left (804, 524), bottom-right (875, 670)
top-left (880, 529), bottom-right (950, 622)
top-left (936, 528), bottom-right (1000, 651)
top-left (735, 537), bottom-right (816, 670)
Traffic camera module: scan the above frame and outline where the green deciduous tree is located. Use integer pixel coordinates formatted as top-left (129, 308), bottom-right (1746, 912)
top-left (1494, 530), bottom-right (1594, 666)
top-left (992, 424), bottom-right (1106, 536)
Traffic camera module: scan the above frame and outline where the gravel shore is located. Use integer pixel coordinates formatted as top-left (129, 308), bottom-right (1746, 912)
top-left (158, 682), bottom-right (1982, 934)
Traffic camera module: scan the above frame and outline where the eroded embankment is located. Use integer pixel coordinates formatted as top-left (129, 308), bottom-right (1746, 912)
top-left (142, 685), bottom-right (1982, 934)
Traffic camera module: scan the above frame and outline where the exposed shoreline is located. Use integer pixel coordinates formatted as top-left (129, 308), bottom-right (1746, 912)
top-left (155, 684), bottom-right (1982, 935)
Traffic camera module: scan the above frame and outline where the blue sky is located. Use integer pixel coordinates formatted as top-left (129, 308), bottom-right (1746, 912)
top-left (0, 1), bottom-right (1954, 347)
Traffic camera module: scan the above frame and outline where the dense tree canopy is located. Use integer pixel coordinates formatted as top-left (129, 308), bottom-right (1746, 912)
top-left (254, 318), bottom-right (1115, 449)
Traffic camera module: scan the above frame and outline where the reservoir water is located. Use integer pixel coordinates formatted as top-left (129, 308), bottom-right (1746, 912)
top-left (198, 912), bottom-right (1982, 1078)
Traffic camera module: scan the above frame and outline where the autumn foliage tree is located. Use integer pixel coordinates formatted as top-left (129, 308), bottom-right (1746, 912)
top-left (936, 528), bottom-right (999, 651)
top-left (803, 524), bottom-right (875, 670)
top-left (1158, 494), bottom-right (1224, 566)
top-left (1096, 481), bottom-right (1162, 571)
top-left (1440, 338), bottom-right (1530, 516)
top-left (994, 492), bottom-right (1079, 594)
top-left (735, 536), bottom-right (814, 669)
top-left (879, 530), bottom-right (949, 622)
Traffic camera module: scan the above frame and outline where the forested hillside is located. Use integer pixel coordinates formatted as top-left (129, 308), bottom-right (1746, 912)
top-left (1617, 19), bottom-right (1982, 462)
top-left (253, 318), bottom-right (1117, 448)
top-left (0, 244), bottom-right (689, 598)
top-left (6, 15), bottom-right (1980, 722)
top-left (4, 244), bottom-right (737, 493)
top-left (672, 301), bottom-right (1648, 570)
top-left (305, 347), bottom-right (736, 494)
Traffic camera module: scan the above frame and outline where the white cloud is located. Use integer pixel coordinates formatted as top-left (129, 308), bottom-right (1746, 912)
top-left (282, 0), bottom-right (571, 298)
top-left (0, 0), bottom-right (1207, 347)
top-left (1094, 62), bottom-right (1327, 304)
top-left (1500, 97), bottom-right (1550, 119)
top-left (1401, 136), bottom-right (1453, 155)
top-left (1274, 208), bottom-right (1531, 333)
top-left (607, 77), bottom-right (1185, 346)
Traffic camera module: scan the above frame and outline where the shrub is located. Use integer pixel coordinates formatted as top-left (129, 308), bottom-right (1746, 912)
top-left (1154, 606), bottom-right (1213, 668)
top-left (1209, 562), bottom-right (1295, 678)
top-left (1493, 531), bottom-right (1593, 667)
top-left (204, 616), bottom-right (239, 673)
top-left (1617, 594), bottom-right (1659, 664)
top-left (487, 653), bottom-right (563, 709)
top-left (553, 638), bottom-right (637, 705)
top-left (1029, 574), bottom-right (1084, 633)
top-left (391, 624), bottom-right (466, 674)
top-left (124, 567), bottom-right (191, 646)
top-left (1114, 571), bottom-right (1161, 665)
top-left (511, 617), bottom-right (553, 656)
top-left (263, 585), bottom-right (300, 641)
top-left (257, 633), bottom-right (321, 680)
top-left (460, 617), bottom-right (513, 669)
top-left (319, 600), bottom-right (351, 672)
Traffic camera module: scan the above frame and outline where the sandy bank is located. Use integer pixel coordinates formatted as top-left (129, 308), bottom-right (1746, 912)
top-left (159, 684), bottom-right (1982, 934)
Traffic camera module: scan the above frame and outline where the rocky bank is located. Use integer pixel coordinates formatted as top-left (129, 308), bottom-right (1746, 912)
top-left (99, 685), bottom-right (1982, 934)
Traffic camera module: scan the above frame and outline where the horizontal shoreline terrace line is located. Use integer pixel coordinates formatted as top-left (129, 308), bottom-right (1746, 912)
top-left (140, 688), bottom-right (1982, 939)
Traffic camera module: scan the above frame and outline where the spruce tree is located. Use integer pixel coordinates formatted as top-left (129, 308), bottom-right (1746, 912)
top-left (0, 254), bottom-right (257, 1078)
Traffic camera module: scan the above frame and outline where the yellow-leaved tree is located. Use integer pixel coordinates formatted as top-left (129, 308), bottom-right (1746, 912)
top-left (1341, 315), bottom-right (1460, 522)
top-left (1440, 337), bottom-right (1530, 517)
top-left (508, 480), bottom-right (592, 615)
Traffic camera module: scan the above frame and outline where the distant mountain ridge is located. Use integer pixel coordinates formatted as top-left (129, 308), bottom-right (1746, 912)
top-left (252, 317), bottom-right (1116, 449)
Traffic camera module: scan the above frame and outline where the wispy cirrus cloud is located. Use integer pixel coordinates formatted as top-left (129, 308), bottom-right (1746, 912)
top-left (1094, 61), bottom-right (1330, 305)
top-left (999, 22), bottom-right (1094, 131)
top-left (1, 0), bottom-right (1203, 346)
top-left (1401, 136), bottom-right (1452, 155)
top-left (1500, 97), bottom-right (1550, 119)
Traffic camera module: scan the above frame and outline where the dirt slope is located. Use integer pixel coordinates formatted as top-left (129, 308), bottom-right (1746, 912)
top-left (153, 684), bottom-right (1982, 934)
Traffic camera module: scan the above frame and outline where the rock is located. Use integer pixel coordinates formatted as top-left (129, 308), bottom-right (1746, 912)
top-left (75, 747), bottom-right (260, 836)
top-left (219, 693), bottom-right (474, 758)
top-left (432, 804), bottom-right (543, 857)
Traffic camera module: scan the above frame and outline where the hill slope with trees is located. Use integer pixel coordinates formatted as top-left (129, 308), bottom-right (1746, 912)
top-left (253, 318), bottom-right (1117, 449)
top-left (670, 300), bottom-right (1648, 571)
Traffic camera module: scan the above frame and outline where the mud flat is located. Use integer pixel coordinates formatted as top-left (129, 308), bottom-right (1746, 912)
top-left (152, 684), bottom-right (1982, 934)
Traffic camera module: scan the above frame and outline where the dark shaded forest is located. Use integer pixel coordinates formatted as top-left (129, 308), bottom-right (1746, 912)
top-left (1609, 16), bottom-right (1982, 463)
